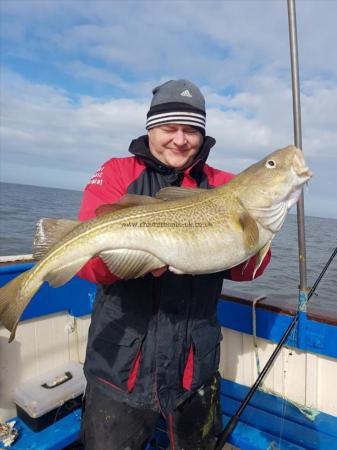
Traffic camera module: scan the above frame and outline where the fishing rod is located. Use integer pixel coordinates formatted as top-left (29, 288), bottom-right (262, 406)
top-left (215, 246), bottom-right (337, 449)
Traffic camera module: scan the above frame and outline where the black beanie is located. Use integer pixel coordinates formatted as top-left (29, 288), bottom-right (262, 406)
top-left (146, 79), bottom-right (206, 134)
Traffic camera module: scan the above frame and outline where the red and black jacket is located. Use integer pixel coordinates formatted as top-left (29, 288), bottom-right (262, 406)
top-left (78, 135), bottom-right (271, 414)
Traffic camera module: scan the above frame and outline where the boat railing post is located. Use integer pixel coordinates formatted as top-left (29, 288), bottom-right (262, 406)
top-left (288, 0), bottom-right (308, 350)
top-left (297, 292), bottom-right (308, 350)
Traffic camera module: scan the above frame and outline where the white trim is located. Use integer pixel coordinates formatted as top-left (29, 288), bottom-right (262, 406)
top-left (147, 117), bottom-right (205, 127)
top-left (0, 254), bottom-right (33, 263)
top-left (148, 111), bottom-right (205, 119)
top-left (146, 119), bottom-right (205, 130)
top-left (147, 119), bottom-right (205, 130)
top-left (146, 111), bottom-right (206, 130)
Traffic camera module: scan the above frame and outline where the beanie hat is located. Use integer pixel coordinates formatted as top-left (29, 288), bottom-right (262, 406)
top-left (146, 79), bottom-right (206, 134)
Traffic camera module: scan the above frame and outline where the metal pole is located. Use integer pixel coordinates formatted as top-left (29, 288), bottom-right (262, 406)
top-left (288, 0), bottom-right (308, 294)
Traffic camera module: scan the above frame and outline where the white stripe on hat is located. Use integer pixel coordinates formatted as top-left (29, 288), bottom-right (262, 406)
top-left (147, 119), bottom-right (206, 129)
top-left (146, 111), bottom-right (205, 130)
top-left (147, 116), bottom-right (205, 127)
top-left (148, 111), bottom-right (205, 119)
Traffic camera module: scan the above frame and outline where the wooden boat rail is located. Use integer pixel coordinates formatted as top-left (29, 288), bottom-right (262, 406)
top-left (220, 288), bottom-right (337, 327)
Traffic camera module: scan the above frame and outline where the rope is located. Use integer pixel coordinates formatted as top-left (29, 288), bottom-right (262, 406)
top-left (251, 295), bottom-right (266, 376)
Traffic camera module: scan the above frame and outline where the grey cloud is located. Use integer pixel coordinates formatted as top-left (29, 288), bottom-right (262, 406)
top-left (2, 66), bottom-right (336, 219)
top-left (1, 1), bottom-right (337, 218)
top-left (3, 1), bottom-right (336, 87)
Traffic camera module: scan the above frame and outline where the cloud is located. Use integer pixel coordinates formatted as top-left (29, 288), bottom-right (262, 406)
top-left (1, 1), bottom-right (337, 218)
top-left (2, 1), bottom-right (336, 86)
top-left (1, 68), bottom-right (147, 173)
top-left (2, 65), bottom-right (337, 217)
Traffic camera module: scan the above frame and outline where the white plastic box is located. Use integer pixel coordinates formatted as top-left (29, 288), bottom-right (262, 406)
top-left (14, 361), bottom-right (86, 431)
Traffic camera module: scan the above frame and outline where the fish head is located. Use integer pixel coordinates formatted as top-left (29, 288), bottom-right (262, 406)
top-left (235, 145), bottom-right (312, 233)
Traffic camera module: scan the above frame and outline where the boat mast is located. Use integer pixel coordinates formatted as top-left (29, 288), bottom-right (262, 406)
top-left (215, 1), bottom-right (310, 447)
top-left (288, 0), bottom-right (308, 296)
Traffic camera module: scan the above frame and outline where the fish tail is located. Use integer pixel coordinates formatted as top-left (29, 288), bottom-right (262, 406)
top-left (0, 270), bottom-right (40, 343)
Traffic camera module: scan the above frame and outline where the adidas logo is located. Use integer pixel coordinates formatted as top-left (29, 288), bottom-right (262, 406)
top-left (180, 89), bottom-right (192, 98)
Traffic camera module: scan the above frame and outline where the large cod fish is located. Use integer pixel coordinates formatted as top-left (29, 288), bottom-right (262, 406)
top-left (0, 145), bottom-right (311, 342)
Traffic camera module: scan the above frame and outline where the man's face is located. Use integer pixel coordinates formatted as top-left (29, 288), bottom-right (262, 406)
top-left (148, 124), bottom-right (203, 169)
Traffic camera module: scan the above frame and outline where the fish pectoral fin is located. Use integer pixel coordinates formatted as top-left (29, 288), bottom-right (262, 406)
top-left (45, 257), bottom-right (90, 288)
top-left (252, 240), bottom-right (272, 279)
top-left (33, 218), bottom-right (80, 260)
top-left (239, 211), bottom-right (259, 252)
top-left (100, 249), bottom-right (165, 279)
top-left (155, 186), bottom-right (207, 201)
top-left (248, 202), bottom-right (287, 233)
top-left (95, 194), bottom-right (162, 216)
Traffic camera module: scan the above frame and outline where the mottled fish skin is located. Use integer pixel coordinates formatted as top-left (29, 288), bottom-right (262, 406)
top-left (0, 145), bottom-right (312, 342)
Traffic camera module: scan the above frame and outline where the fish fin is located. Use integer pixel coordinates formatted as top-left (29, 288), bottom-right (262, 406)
top-left (168, 266), bottom-right (185, 274)
top-left (33, 218), bottom-right (80, 260)
top-left (0, 270), bottom-right (39, 342)
top-left (45, 257), bottom-right (90, 288)
top-left (248, 202), bottom-right (287, 233)
top-left (95, 194), bottom-right (162, 216)
top-left (155, 186), bottom-right (207, 201)
top-left (100, 249), bottom-right (165, 279)
top-left (239, 211), bottom-right (259, 252)
top-left (252, 240), bottom-right (272, 279)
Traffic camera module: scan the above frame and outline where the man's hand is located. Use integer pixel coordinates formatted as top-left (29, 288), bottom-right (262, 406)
top-left (151, 266), bottom-right (168, 277)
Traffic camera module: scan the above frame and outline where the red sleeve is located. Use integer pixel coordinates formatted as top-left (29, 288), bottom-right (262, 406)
top-left (77, 159), bottom-right (126, 284)
top-left (202, 164), bottom-right (235, 187)
top-left (228, 249), bottom-right (271, 281)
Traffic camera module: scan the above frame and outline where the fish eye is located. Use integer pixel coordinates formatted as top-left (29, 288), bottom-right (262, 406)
top-left (265, 160), bottom-right (276, 169)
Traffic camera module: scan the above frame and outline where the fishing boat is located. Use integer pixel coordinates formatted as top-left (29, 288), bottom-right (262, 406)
top-left (1, 1), bottom-right (336, 449)
top-left (1, 250), bottom-right (336, 450)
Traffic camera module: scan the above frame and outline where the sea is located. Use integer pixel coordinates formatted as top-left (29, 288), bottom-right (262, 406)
top-left (0, 182), bottom-right (336, 311)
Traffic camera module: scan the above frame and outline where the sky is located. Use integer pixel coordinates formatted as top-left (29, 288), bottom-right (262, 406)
top-left (0, 0), bottom-right (336, 219)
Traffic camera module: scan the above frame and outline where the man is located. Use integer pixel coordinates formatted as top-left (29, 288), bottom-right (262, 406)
top-left (78, 80), bottom-right (270, 449)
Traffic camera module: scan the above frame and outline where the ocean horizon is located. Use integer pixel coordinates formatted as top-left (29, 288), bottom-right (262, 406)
top-left (1, 180), bottom-right (334, 222)
top-left (0, 181), bottom-right (336, 311)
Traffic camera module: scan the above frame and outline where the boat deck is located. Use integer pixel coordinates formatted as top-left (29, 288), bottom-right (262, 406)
top-left (1, 259), bottom-right (337, 449)
top-left (7, 379), bottom-right (337, 450)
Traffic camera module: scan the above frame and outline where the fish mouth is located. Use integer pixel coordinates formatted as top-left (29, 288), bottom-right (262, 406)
top-left (293, 151), bottom-right (313, 181)
top-left (297, 167), bottom-right (313, 180)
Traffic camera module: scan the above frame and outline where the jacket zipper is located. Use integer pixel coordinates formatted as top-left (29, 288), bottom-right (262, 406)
top-left (153, 281), bottom-right (165, 418)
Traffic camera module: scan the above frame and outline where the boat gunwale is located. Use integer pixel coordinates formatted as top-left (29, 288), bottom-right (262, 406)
top-left (0, 255), bottom-right (336, 326)
top-left (220, 287), bottom-right (337, 326)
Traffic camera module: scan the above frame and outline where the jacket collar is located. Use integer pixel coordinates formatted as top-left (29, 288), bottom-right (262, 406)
top-left (128, 134), bottom-right (216, 176)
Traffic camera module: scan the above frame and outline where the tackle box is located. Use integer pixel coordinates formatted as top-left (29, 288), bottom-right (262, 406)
top-left (14, 361), bottom-right (85, 432)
